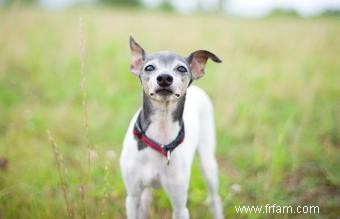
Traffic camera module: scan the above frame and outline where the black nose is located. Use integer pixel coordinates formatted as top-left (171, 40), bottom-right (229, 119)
top-left (157, 74), bottom-right (173, 87)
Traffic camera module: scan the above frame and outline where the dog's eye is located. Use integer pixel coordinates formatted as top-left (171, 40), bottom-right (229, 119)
top-left (144, 65), bottom-right (155, 72)
top-left (177, 66), bottom-right (187, 73)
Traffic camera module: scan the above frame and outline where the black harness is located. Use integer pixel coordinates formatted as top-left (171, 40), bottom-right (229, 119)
top-left (133, 112), bottom-right (185, 164)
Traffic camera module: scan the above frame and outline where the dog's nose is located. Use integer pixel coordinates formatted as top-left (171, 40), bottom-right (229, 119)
top-left (157, 74), bottom-right (173, 87)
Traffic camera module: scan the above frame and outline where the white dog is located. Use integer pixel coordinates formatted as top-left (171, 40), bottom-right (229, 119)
top-left (120, 36), bottom-right (224, 219)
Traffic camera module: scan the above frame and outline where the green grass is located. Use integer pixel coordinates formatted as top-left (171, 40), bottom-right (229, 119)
top-left (0, 8), bottom-right (339, 219)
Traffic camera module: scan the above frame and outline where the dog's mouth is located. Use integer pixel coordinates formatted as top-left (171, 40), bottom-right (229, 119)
top-left (150, 88), bottom-right (180, 98)
top-left (155, 88), bottom-right (173, 96)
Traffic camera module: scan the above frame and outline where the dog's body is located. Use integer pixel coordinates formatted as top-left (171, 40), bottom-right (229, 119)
top-left (120, 37), bottom-right (223, 219)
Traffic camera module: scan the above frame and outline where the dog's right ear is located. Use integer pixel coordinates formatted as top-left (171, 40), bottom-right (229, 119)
top-left (129, 36), bottom-right (145, 75)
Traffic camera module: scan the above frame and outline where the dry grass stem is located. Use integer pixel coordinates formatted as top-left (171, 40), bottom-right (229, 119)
top-left (79, 182), bottom-right (87, 219)
top-left (79, 16), bottom-right (92, 173)
top-left (46, 130), bottom-right (74, 217)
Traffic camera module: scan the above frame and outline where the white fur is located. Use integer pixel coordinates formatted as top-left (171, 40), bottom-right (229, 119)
top-left (120, 85), bottom-right (224, 219)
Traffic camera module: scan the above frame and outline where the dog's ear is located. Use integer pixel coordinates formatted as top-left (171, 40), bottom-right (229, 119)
top-left (129, 36), bottom-right (145, 75)
top-left (187, 50), bottom-right (221, 79)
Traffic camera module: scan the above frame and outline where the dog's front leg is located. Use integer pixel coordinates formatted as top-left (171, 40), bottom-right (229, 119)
top-left (162, 177), bottom-right (190, 219)
top-left (125, 188), bottom-right (142, 219)
top-left (138, 188), bottom-right (152, 219)
top-left (123, 176), bottom-right (143, 219)
top-left (126, 195), bottom-right (138, 219)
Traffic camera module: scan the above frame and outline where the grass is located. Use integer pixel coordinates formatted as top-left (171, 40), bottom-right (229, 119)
top-left (0, 7), bottom-right (339, 219)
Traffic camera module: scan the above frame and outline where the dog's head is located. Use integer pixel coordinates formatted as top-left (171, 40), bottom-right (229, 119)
top-left (129, 36), bottom-right (221, 102)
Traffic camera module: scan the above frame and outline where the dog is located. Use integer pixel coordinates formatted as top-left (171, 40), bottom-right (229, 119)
top-left (120, 36), bottom-right (224, 219)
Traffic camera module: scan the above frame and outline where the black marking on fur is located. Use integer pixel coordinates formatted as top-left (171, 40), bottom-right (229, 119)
top-left (136, 92), bottom-right (153, 150)
top-left (142, 92), bottom-right (153, 123)
top-left (172, 94), bottom-right (186, 122)
top-left (137, 137), bottom-right (147, 150)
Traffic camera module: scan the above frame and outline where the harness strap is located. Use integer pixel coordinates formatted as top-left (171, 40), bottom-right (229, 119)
top-left (133, 112), bottom-right (185, 158)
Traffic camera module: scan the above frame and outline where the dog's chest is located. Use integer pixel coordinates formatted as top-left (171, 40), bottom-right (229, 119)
top-left (146, 114), bottom-right (180, 145)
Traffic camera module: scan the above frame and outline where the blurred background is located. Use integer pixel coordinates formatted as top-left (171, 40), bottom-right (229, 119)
top-left (0, 0), bottom-right (339, 218)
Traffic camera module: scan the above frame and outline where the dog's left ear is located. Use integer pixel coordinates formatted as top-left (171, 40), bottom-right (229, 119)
top-left (129, 36), bottom-right (145, 75)
top-left (187, 50), bottom-right (221, 79)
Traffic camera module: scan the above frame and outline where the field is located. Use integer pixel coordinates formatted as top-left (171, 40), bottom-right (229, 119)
top-left (0, 8), bottom-right (339, 218)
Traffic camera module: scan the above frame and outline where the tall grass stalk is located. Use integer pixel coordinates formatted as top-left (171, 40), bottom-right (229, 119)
top-left (79, 182), bottom-right (87, 219)
top-left (46, 130), bottom-right (73, 217)
top-left (79, 16), bottom-right (91, 218)
top-left (79, 16), bottom-right (91, 172)
top-left (99, 159), bottom-right (111, 217)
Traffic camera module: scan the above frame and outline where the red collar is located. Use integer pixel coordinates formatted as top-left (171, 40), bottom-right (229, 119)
top-left (133, 112), bottom-right (185, 158)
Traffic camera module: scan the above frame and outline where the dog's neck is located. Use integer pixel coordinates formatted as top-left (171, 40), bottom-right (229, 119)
top-left (140, 92), bottom-right (186, 145)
